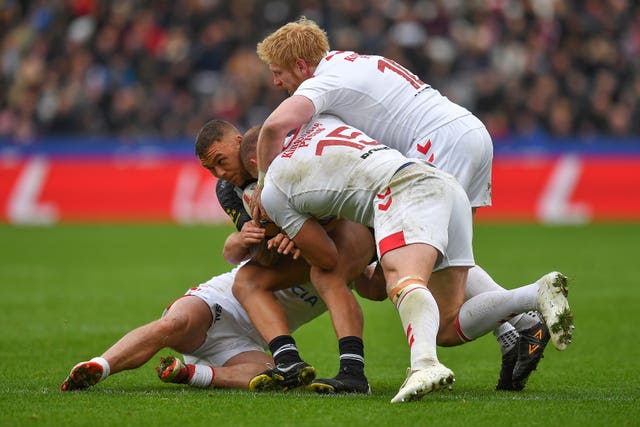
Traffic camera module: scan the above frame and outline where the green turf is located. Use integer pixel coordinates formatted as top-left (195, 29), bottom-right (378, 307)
top-left (1, 223), bottom-right (639, 426)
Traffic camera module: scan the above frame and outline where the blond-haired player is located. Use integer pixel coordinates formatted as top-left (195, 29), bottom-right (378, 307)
top-left (251, 17), bottom-right (549, 391)
top-left (251, 113), bottom-right (573, 402)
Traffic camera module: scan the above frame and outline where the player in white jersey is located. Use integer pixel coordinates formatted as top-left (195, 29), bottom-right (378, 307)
top-left (252, 17), bottom-right (548, 391)
top-left (252, 113), bottom-right (573, 403)
top-left (60, 264), bottom-right (328, 391)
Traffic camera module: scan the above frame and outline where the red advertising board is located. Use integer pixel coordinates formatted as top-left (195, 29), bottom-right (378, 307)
top-left (475, 155), bottom-right (640, 223)
top-left (1, 154), bottom-right (639, 224)
top-left (0, 157), bottom-right (226, 224)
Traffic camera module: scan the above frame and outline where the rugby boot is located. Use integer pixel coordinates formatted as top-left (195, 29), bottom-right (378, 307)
top-left (390, 362), bottom-right (455, 403)
top-left (495, 345), bottom-right (517, 390)
top-left (249, 361), bottom-right (315, 391)
top-left (536, 272), bottom-right (574, 350)
top-left (309, 366), bottom-right (371, 394)
top-left (60, 361), bottom-right (104, 391)
top-left (511, 321), bottom-right (550, 390)
top-left (156, 356), bottom-right (192, 383)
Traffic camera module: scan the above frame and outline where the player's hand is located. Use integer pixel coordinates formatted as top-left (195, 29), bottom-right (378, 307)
top-left (240, 220), bottom-right (266, 246)
top-left (267, 232), bottom-right (301, 259)
top-left (354, 262), bottom-right (387, 301)
top-left (249, 184), bottom-right (266, 221)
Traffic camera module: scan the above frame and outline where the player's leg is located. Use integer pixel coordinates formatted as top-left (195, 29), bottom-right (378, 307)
top-left (438, 273), bottom-right (572, 347)
top-left (214, 351), bottom-right (274, 389)
top-left (61, 296), bottom-right (211, 391)
top-left (381, 244), bottom-right (455, 403)
top-left (309, 221), bottom-right (374, 394)
top-left (158, 350), bottom-right (274, 389)
top-left (454, 119), bottom-right (550, 389)
top-left (234, 257), bottom-right (315, 391)
top-left (437, 271), bottom-right (574, 380)
top-left (466, 266), bottom-right (553, 390)
top-left (353, 261), bottom-right (387, 301)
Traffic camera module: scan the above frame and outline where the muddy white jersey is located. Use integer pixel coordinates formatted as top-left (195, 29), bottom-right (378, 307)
top-left (294, 50), bottom-right (471, 157)
top-left (262, 114), bottom-right (416, 238)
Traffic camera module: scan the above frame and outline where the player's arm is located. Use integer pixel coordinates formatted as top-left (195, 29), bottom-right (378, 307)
top-left (221, 223), bottom-right (264, 264)
top-left (257, 95), bottom-right (315, 175)
top-left (216, 179), bottom-right (252, 232)
top-left (252, 96), bottom-right (315, 219)
top-left (290, 219), bottom-right (338, 271)
top-left (354, 262), bottom-right (388, 301)
top-left (217, 179), bottom-right (282, 266)
top-left (259, 179), bottom-right (332, 266)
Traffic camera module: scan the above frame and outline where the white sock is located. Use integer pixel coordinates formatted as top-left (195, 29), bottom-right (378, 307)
top-left (457, 284), bottom-right (538, 341)
top-left (466, 265), bottom-right (533, 336)
top-left (90, 357), bottom-right (110, 381)
top-left (188, 364), bottom-right (215, 388)
top-left (394, 283), bottom-right (440, 370)
top-left (464, 265), bottom-right (505, 298)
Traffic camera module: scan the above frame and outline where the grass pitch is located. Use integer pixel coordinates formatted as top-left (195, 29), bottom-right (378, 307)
top-left (1, 223), bottom-right (638, 426)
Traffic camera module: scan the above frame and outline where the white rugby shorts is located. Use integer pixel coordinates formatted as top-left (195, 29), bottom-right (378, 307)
top-left (373, 162), bottom-right (475, 271)
top-left (165, 271), bottom-right (267, 367)
top-left (407, 114), bottom-right (493, 208)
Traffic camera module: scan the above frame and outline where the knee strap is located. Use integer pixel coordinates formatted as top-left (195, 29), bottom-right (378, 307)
top-left (389, 276), bottom-right (427, 306)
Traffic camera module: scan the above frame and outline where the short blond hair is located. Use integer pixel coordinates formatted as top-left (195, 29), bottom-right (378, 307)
top-left (256, 16), bottom-right (330, 68)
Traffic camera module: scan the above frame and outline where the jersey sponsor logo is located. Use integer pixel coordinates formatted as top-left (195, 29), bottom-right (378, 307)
top-left (324, 50), bottom-right (345, 61)
top-left (416, 139), bottom-right (435, 163)
top-left (213, 304), bottom-right (222, 324)
top-left (289, 285), bottom-right (319, 307)
top-left (225, 207), bottom-right (242, 226)
top-left (360, 146), bottom-right (389, 159)
top-left (376, 187), bottom-right (392, 211)
top-left (282, 122), bottom-right (325, 158)
top-left (343, 52), bottom-right (370, 62)
top-left (406, 323), bottom-right (415, 349)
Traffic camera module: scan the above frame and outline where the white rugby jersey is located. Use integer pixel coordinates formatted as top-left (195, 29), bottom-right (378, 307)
top-left (262, 114), bottom-right (417, 238)
top-left (294, 50), bottom-right (470, 156)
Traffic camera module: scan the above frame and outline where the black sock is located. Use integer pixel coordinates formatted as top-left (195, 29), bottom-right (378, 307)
top-left (269, 335), bottom-right (302, 365)
top-left (338, 336), bottom-right (365, 374)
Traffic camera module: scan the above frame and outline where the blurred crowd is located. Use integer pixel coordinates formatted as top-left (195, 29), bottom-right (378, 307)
top-left (1, 0), bottom-right (639, 144)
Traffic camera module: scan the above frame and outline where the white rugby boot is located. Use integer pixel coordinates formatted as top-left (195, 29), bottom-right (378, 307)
top-left (536, 272), bottom-right (574, 351)
top-left (390, 362), bottom-right (455, 403)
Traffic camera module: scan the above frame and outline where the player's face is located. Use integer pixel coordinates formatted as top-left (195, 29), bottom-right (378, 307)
top-left (269, 63), bottom-right (307, 95)
top-left (199, 135), bottom-right (251, 187)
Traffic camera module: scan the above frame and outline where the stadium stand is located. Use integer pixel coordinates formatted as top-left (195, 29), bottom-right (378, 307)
top-left (1, 0), bottom-right (639, 143)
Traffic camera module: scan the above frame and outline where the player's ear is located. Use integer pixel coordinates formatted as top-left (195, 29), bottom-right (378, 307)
top-left (295, 58), bottom-right (309, 74)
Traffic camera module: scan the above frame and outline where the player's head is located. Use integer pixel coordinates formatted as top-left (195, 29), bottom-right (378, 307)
top-left (257, 16), bottom-right (329, 94)
top-left (195, 119), bottom-right (252, 187)
top-left (240, 125), bottom-right (260, 179)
